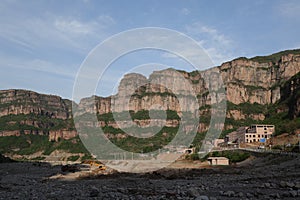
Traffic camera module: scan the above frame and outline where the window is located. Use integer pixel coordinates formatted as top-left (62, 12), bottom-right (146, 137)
top-left (253, 135), bottom-right (256, 138)
top-left (258, 134), bottom-right (260, 137)
top-left (265, 135), bottom-right (267, 138)
top-left (246, 139), bottom-right (248, 142)
top-left (253, 139), bottom-right (256, 142)
top-left (246, 135), bottom-right (248, 137)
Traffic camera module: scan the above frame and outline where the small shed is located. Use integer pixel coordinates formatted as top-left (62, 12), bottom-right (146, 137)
top-left (207, 157), bottom-right (229, 166)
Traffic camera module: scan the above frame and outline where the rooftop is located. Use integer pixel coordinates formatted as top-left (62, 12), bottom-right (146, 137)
top-left (207, 157), bottom-right (229, 160)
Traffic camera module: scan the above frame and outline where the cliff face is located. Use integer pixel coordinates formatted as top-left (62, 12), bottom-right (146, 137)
top-left (48, 130), bottom-right (78, 141)
top-left (1, 49), bottom-right (300, 142)
top-left (280, 72), bottom-right (300, 119)
top-left (220, 53), bottom-right (300, 104)
top-left (0, 89), bottom-right (72, 119)
top-left (87, 52), bottom-right (300, 118)
top-left (110, 70), bottom-right (198, 113)
top-left (0, 89), bottom-right (75, 141)
top-left (69, 51), bottom-right (300, 143)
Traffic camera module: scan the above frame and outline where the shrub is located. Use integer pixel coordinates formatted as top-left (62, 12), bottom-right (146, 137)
top-left (209, 151), bottom-right (250, 163)
top-left (67, 155), bottom-right (80, 162)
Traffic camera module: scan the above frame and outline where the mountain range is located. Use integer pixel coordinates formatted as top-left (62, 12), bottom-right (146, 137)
top-left (1, 49), bottom-right (300, 158)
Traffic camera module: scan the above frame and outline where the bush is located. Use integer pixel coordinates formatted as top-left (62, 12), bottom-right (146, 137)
top-left (97, 109), bottom-right (181, 121)
top-left (109, 126), bottom-right (179, 153)
top-left (67, 155), bottom-right (80, 162)
top-left (210, 151), bottom-right (250, 163)
top-left (0, 135), bottom-right (51, 155)
top-left (190, 153), bottom-right (200, 160)
top-left (0, 113), bottom-right (73, 132)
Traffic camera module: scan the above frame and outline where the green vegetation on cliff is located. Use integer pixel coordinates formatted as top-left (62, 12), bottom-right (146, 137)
top-left (97, 109), bottom-right (181, 122)
top-left (222, 102), bottom-right (300, 137)
top-left (0, 135), bottom-right (90, 157)
top-left (104, 126), bottom-right (179, 153)
top-left (250, 49), bottom-right (300, 63)
top-left (0, 114), bottom-right (74, 132)
top-left (1, 49), bottom-right (300, 158)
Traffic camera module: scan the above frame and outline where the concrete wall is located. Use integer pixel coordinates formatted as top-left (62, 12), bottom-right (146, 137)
top-left (208, 157), bottom-right (229, 165)
top-left (245, 125), bottom-right (274, 143)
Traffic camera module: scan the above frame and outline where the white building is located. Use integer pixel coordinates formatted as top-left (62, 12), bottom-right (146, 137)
top-left (245, 124), bottom-right (275, 143)
top-left (225, 124), bottom-right (275, 144)
top-left (207, 157), bottom-right (229, 165)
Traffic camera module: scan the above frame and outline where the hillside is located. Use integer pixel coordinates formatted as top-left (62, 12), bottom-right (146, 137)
top-left (0, 49), bottom-right (300, 158)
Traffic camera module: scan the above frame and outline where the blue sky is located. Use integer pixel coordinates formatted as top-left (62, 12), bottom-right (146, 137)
top-left (1, 0), bottom-right (300, 100)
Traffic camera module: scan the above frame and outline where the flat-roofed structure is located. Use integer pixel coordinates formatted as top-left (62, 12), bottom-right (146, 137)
top-left (207, 157), bottom-right (229, 165)
top-left (225, 124), bottom-right (275, 144)
top-left (245, 124), bottom-right (274, 143)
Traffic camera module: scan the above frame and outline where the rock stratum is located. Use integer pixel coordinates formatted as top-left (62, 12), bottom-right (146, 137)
top-left (1, 49), bottom-right (300, 146)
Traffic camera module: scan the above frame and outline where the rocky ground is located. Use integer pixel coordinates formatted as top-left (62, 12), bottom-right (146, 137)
top-left (0, 153), bottom-right (300, 200)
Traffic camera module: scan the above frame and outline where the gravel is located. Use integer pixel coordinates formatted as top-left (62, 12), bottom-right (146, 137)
top-left (0, 154), bottom-right (299, 199)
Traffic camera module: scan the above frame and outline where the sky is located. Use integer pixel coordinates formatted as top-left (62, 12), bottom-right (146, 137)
top-left (0, 0), bottom-right (300, 100)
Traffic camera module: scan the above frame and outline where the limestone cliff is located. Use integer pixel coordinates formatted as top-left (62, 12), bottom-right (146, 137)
top-left (280, 72), bottom-right (300, 119)
top-left (219, 53), bottom-right (300, 104)
top-left (83, 51), bottom-right (300, 124)
top-left (1, 49), bottom-right (300, 142)
top-left (0, 89), bottom-right (75, 141)
top-left (0, 89), bottom-right (72, 119)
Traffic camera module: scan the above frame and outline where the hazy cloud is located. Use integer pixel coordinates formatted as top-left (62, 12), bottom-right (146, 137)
top-left (180, 8), bottom-right (190, 15)
top-left (0, 55), bottom-right (76, 79)
top-left (185, 22), bottom-right (234, 65)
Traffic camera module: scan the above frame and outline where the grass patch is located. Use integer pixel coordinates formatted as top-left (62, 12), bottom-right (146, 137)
top-left (43, 136), bottom-right (91, 155)
top-left (0, 114), bottom-right (74, 132)
top-left (0, 135), bottom-right (91, 157)
top-left (209, 150), bottom-right (250, 163)
top-left (227, 101), bottom-right (267, 115)
top-left (106, 126), bottom-right (179, 153)
top-left (67, 155), bottom-right (80, 161)
top-left (0, 135), bottom-right (51, 155)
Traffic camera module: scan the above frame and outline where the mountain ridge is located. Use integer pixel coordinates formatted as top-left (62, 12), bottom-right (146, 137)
top-left (1, 49), bottom-right (300, 157)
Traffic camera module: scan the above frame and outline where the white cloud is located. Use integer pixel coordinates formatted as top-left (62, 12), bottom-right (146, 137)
top-left (180, 8), bottom-right (190, 15)
top-left (185, 22), bottom-right (234, 65)
top-left (0, 12), bottom-right (116, 56)
top-left (97, 15), bottom-right (116, 26)
top-left (187, 24), bottom-right (232, 48)
top-left (54, 19), bottom-right (93, 36)
top-left (54, 15), bottom-right (115, 38)
top-left (0, 55), bottom-right (76, 79)
top-left (0, 54), bottom-right (78, 99)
